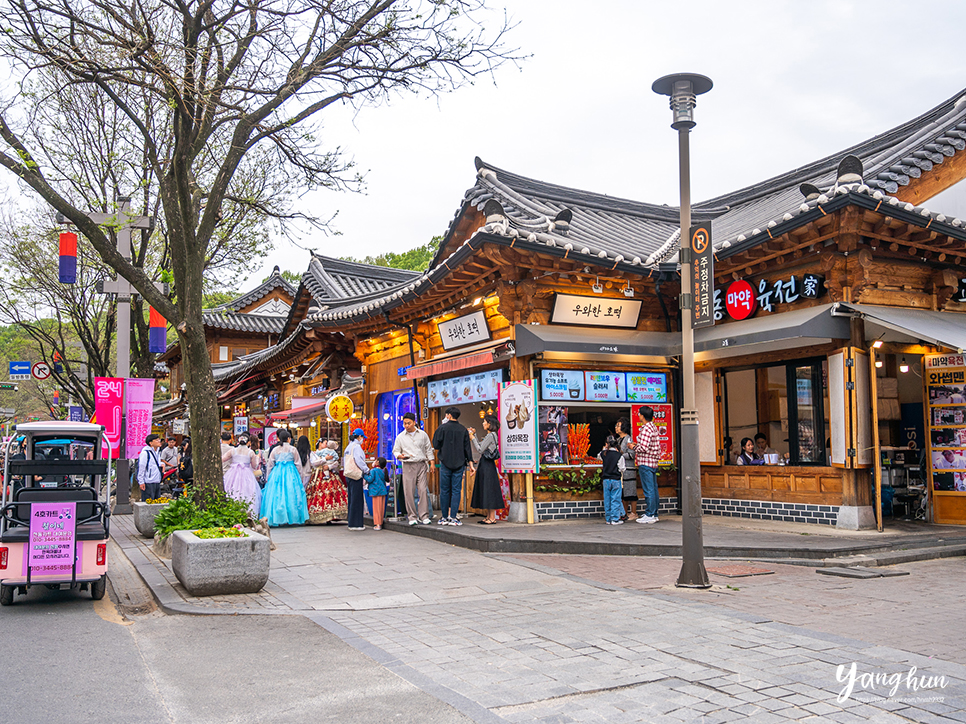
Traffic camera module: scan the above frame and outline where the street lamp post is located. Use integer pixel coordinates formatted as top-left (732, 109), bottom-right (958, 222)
top-left (652, 73), bottom-right (712, 589)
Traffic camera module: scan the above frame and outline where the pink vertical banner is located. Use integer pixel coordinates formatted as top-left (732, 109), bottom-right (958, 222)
top-left (125, 378), bottom-right (156, 459)
top-left (94, 377), bottom-right (124, 459)
top-left (29, 502), bottom-right (77, 576)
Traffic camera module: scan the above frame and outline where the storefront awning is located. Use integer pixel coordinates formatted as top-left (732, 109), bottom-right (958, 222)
top-left (514, 324), bottom-right (680, 360)
top-left (406, 339), bottom-right (514, 380)
top-left (837, 303), bottom-right (966, 352)
top-left (694, 303), bottom-right (848, 360)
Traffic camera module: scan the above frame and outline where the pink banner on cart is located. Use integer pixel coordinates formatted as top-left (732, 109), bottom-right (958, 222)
top-left (125, 378), bottom-right (156, 459)
top-left (28, 502), bottom-right (77, 576)
top-left (94, 377), bottom-right (124, 459)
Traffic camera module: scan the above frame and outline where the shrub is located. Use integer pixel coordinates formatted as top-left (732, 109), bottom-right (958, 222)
top-left (153, 484), bottom-right (251, 539)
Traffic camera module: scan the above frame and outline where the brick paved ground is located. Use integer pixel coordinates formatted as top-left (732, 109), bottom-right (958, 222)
top-left (503, 554), bottom-right (966, 667)
top-left (113, 519), bottom-right (966, 722)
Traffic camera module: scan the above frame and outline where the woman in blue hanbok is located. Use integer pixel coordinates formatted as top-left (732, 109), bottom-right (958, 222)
top-left (261, 430), bottom-right (309, 526)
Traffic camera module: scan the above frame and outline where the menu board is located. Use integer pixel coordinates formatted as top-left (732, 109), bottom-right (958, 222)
top-left (584, 371), bottom-right (626, 402)
top-left (426, 369), bottom-right (502, 408)
top-left (925, 354), bottom-right (966, 492)
top-left (631, 404), bottom-right (675, 466)
top-left (626, 372), bottom-right (667, 403)
top-left (540, 370), bottom-right (584, 401)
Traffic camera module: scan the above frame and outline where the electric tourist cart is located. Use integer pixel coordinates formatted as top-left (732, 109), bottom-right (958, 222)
top-left (0, 421), bottom-right (112, 605)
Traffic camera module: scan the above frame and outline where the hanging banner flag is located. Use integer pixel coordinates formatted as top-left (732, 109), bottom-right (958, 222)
top-left (58, 232), bottom-right (78, 284)
top-left (149, 307), bottom-right (167, 354)
top-left (124, 378), bottom-right (156, 459)
top-left (93, 377), bottom-right (124, 459)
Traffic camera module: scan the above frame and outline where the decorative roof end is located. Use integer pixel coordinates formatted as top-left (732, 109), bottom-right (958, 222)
top-left (837, 155), bottom-right (864, 185)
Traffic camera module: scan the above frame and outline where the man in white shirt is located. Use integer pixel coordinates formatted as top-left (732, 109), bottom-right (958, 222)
top-left (935, 449), bottom-right (965, 469)
top-left (137, 434), bottom-right (164, 500)
top-left (220, 432), bottom-right (234, 475)
top-left (392, 412), bottom-right (434, 525)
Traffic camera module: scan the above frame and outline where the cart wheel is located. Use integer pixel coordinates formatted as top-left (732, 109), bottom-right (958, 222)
top-left (90, 575), bottom-right (107, 601)
top-left (0, 585), bottom-right (13, 606)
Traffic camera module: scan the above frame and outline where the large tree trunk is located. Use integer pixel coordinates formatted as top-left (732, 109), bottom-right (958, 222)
top-left (180, 321), bottom-right (223, 493)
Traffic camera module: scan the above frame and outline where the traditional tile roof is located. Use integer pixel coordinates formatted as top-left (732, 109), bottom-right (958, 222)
top-left (213, 265), bottom-right (296, 313)
top-left (301, 254), bottom-right (421, 303)
top-left (201, 309), bottom-right (287, 335)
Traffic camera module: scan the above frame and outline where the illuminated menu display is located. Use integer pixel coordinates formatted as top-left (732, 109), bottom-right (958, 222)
top-left (626, 372), bottom-right (668, 403)
top-left (584, 371), bottom-right (626, 402)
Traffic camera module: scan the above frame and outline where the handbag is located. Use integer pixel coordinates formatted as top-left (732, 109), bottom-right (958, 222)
top-left (344, 452), bottom-right (364, 480)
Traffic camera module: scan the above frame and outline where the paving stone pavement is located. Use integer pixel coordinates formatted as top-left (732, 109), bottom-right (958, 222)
top-left (113, 519), bottom-right (966, 722)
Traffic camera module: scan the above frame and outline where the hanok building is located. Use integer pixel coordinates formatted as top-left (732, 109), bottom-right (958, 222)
top-left (209, 87), bottom-right (966, 528)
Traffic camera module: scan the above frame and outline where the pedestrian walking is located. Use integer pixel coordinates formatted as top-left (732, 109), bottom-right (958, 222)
top-left (137, 433), bottom-right (164, 501)
top-left (432, 406), bottom-right (474, 526)
top-left (470, 415), bottom-right (504, 524)
top-left (344, 428), bottom-right (369, 531)
top-left (615, 417), bottom-right (638, 521)
top-left (598, 435), bottom-right (626, 525)
top-left (220, 431), bottom-right (234, 476)
top-left (222, 434), bottom-right (262, 519)
top-left (634, 406), bottom-right (661, 524)
top-left (392, 412), bottom-right (434, 525)
top-left (262, 430), bottom-right (309, 526)
top-left (364, 457), bottom-right (389, 530)
top-left (296, 435), bottom-right (314, 488)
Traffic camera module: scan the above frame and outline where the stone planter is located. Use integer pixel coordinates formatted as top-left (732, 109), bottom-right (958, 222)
top-left (171, 528), bottom-right (270, 596)
top-left (133, 501), bottom-right (169, 538)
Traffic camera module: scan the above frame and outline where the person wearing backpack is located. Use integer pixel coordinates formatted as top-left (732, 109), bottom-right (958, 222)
top-left (598, 435), bottom-right (626, 525)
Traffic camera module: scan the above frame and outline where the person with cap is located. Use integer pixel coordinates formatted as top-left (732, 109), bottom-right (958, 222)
top-left (343, 427), bottom-right (371, 531)
top-left (137, 433), bottom-right (164, 501)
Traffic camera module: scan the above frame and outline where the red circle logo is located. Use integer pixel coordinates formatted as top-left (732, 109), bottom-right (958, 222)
top-left (725, 280), bottom-right (757, 320)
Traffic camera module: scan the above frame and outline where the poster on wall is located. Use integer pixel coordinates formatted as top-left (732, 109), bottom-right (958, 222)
top-left (631, 404), bottom-right (675, 466)
top-left (499, 380), bottom-right (538, 474)
top-left (539, 369), bottom-right (584, 401)
top-left (263, 427), bottom-right (279, 449)
top-left (626, 372), bottom-right (667, 402)
top-left (925, 353), bottom-right (966, 495)
top-left (537, 405), bottom-right (568, 465)
top-left (584, 371), bottom-right (626, 402)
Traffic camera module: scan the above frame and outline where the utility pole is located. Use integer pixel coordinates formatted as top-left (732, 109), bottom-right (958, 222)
top-left (59, 196), bottom-right (152, 514)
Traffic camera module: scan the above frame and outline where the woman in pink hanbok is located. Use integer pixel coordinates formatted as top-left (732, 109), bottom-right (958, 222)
top-left (222, 434), bottom-right (262, 519)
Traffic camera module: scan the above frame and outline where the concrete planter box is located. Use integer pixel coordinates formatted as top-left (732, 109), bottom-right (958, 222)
top-left (171, 528), bottom-right (270, 596)
top-left (133, 501), bottom-right (169, 538)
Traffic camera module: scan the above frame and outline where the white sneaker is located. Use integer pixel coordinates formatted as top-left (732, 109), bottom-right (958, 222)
top-left (347, 527), bottom-right (365, 531)
top-left (637, 516), bottom-right (658, 524)
top-left (419, 517), bottom-right (432, 525)
top-left (451, 518), bottom-right (462, 526)
top-left (409, 519), bottom-right (418, 526)
top-left (438, 517), bottom-right (450, 526)
top-left (612, 519), bottom-right (624, 525)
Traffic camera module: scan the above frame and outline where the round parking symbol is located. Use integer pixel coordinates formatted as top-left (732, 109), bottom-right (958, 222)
top-left (32, 362), bottom-right (51, 380)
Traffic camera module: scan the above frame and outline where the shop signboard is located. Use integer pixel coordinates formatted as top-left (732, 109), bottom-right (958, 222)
top-left (539, 369), bottom-right (584, 402)
top-left (925, 353), bottom-right (966, 500)
top-left (626, 372), bottom-right (667, 403)
top-left (499, 380), bottom-right (538, 474)
top-left (28, 501), bottom-right (76, 576)
top-left (631, 403), bottom-right (675, 466)
top-left (426, 369), bottom-right (501, 408)
top-left (690, 223), bottom-right (714, 329)
top-left (438, 309), bottom-right (490, 351)
top-left (549, 293), bottom-right (641, 328)
top-left (584, 371), bottom-right (625, 402)
top-left (233, 416), bottom-right (249, 436)
top-left (172, 418), bottom-right (187, 435)
top-left (326, 395), bottom-right (354, 423)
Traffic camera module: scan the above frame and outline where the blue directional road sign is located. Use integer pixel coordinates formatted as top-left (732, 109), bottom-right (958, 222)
top-left (9, 361), bottom-right (30, 381)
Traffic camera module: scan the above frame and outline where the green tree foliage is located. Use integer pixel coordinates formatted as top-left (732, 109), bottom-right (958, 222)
top-left (343, 236), bottom-right (442, 271)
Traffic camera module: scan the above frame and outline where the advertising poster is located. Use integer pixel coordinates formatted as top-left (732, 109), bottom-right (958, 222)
top-left (29, 502), bottom-right (76, 576)
top-left (631, 404), bottom-right (675, 466)
top-left (584, 371), bottom-right (626, 402)
top-left (263, 426), bottom-right (279, 449)
top-left (626, 372), bottom-right (668, 403)
top-left (124, 378), bottom-right (156, 459)
top-left (925, 353), bottom-right (966, 497)
top-left (539, 369), bottom-right (584, 402)
top-left (499, 380), bottom-right (538, 474)
top-left (93, 377), bottom-right (124, 459)
top-left (234, 416), bottom-right (249, 436)
top-left (537, 405), bottom-right (568, 465)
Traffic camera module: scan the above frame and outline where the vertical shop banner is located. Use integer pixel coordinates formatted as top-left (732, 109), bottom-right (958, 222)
top-left (234, 416), bottom-right (249, 436)
top-left (93, 377), bottom-right (124, 459)
top-left (631, 404), bottom-right (675, 466)
top-left (68, 406), bottom-right (84, 422)
top-left (924, 354), bottom-right (966, 493)
top-left (29, 502), bottom-right (76, 576)
top-left (690, 223), bottom-right (715, 329)
top-left (263, 427), bottom-right (279, 449)
top-left (499, 380), bottom-right (538, 474)
top-left (124, 378), bottom-right (156, 459)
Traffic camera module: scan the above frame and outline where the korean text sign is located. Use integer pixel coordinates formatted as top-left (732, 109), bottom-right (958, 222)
top-left (438, 310), bottom-right (490, 351)
top-left (690, 223), bottom-right (714, 329)
top-left (124, 378), bottom-right (156, 459)
top-left (94, 377), bottom-right (124, 458)
top-left (29, 502), bottom-right (77, 576)
top-left (499, 380), bottom-right (539, 474)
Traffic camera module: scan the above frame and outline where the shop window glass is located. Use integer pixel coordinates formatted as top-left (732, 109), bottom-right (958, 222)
top-left (724, 359), bottom-right (827, 466)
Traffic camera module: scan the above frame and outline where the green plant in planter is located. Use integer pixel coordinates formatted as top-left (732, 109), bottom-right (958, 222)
top-left (193, 526), bottom-right (249, 539)
top-left (537, 466), bottom-right (602, 495)
top-left (154, 484), bottom-right (251, 539)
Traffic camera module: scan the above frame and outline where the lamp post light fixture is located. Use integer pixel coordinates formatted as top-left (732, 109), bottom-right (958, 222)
top-left (652, 73), bottom-right (713, 589)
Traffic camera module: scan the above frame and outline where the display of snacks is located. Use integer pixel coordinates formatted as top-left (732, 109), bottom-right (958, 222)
top-left (567, 423), bottom-right (590, 462)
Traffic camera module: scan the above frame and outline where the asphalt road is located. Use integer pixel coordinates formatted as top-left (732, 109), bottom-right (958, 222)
top-left (0, 584), bottom-right (474, 724)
